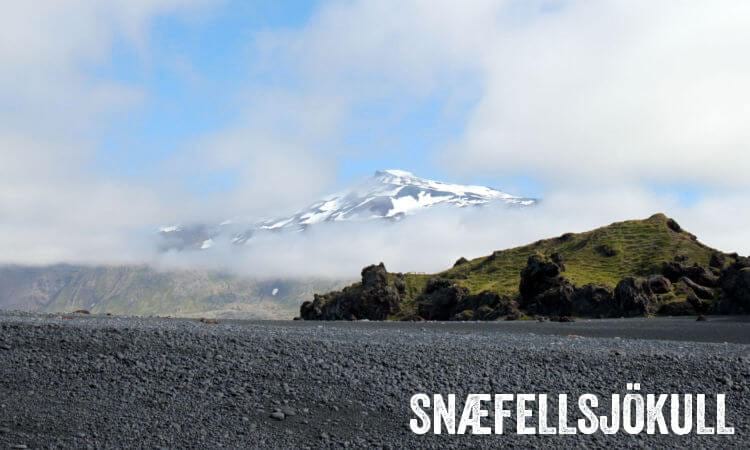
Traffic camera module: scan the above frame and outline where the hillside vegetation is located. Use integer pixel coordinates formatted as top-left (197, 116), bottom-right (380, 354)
top-left (425, 213), bottom-right (716, 297)
top-left (302, 214), bottom-right (750, 320)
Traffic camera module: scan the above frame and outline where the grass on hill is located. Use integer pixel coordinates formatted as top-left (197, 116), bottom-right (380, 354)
top-left (401, 213), bottom-right (720, 301)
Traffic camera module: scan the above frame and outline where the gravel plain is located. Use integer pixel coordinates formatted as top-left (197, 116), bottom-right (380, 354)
top-left (1, 311), bottom-right (749, 448)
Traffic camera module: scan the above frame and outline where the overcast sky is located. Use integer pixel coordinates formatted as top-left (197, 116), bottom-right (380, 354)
top-left (1, 0), bottom-right (749, 273)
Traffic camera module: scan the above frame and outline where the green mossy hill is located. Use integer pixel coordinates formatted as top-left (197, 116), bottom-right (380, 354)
top-left (427, 213), bottom-right (718, 299)
top-left (302, 214), bottom-right (749, 320)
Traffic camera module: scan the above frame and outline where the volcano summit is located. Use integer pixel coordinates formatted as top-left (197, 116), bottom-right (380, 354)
top-left (160, 170), bottom-right (536, 250)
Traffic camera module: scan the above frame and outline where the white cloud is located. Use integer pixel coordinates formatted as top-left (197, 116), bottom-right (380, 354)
top-left (154, 187), bottom-right (750, 280)
top-left (256, 0), bottom-right (750, 187)
top-left (0, 0), bottom-right (218, 265)
top-left (443, 1), bottom-right (750, 187)
top-left (2, 0), bottom-right (749, 273)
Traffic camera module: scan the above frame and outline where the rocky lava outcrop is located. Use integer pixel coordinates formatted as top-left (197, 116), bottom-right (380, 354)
top-left (300, 252), bottom-right (750, 320)
top-left (300, 263), bottom-right (404, 320)
top-left (415, 278), bottom-right (518, 321)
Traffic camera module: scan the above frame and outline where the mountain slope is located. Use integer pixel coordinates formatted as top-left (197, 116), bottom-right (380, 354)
top-left (257, 169), bottom-right (534, 230)
top-left (161, 169), bottom-right (536, 249)
top-left (0, 264), bottom-right (346, 319)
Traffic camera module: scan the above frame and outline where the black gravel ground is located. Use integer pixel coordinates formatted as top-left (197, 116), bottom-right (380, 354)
top-left (1, 311), bottom-right (749, 448)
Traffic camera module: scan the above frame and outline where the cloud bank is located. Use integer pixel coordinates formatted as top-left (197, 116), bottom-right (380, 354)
top-left (156, 186), bottom-right (750, 279)
top-left (1, 0), bottom-right (749, 280)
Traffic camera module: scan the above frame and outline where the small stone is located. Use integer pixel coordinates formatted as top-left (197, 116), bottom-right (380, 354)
top-left (0, 343), bottom-right (11, 350)
top-left (270, 411), bottom-right (285, 421)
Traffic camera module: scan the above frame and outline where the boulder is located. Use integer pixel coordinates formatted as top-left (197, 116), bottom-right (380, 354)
top-left (648, 275), bottom-right (672, 294)
top-left (614, 277), bottom-right (657, 316)
top-left (571, 284), bottom-right (615, 317)
top-left (661, 261), bottom-right (719, 287)
top-left (679, 276), bottom-right (715, 300)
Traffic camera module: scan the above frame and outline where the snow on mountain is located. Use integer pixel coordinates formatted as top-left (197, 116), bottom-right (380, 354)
top-left (159, 169), bottom-right (536, 250)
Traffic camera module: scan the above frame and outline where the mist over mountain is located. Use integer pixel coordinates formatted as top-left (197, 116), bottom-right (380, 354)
top-left (158, 169), bottom-right (536, 251)
top-left (0, 170), bottom-right (539, 319)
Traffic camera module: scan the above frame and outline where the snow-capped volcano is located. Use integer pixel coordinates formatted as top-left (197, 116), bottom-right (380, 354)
top-left (160, 169), bottom-right (536, 250)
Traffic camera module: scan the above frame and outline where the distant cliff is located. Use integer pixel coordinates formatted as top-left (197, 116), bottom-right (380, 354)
top-left (0, 264), bottom-right (346, 319)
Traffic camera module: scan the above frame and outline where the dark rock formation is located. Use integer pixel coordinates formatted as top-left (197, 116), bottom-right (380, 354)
top-left (519, 254), bottom-right (575, 316)
top-left (519, 254), bottom-right (620, 317)
top-left (550, 252), bottom-right (566, 270)
top-left (657, 301), bottom-right (697, 316)
top-left (416, 278), bottom-right (469, 321)
top-left (453, 257), bottom-right (469, 267)
top-left (709, 253), bottom-right (726, 269)
top-left (648, 275), bottom-right (672, 294)
top-left (455, 291), bottom-right (518, 321)
top-left (666, 218), bottom-right (683, 233)
top-left (680, 276), bottom-right (715, 300)
top-left (719, 257), bottom-right (750, 313)
top-left (557, 232), bottom-right (575, 242)
top-left (661, 261), bottom-right (719, 288)
top-left (416, 280), bottom-right (517, 321)
top-left (686, 291), bottom-right (711, 314)
top-left (571, 284), bottom-right (615, 317)
top-left (614, 277), bottom-right (657, 317)
top-left (300, 263), bottom-right (404, 320)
